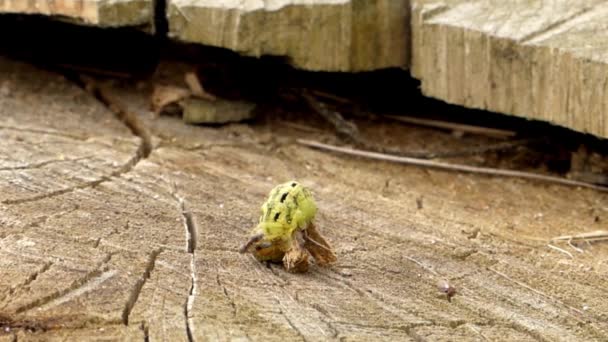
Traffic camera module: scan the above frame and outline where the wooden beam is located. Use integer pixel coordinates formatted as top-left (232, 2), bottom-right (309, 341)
top-left (0, 0), bottom-right (152, 26)
top-left (411, 0), bottom-right (608, 138)
top-left (166, 0), bottom-right (409, 71)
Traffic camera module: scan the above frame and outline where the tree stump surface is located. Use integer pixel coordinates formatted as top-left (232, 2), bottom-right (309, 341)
top-left (1, 57), bottom-right (608, 341)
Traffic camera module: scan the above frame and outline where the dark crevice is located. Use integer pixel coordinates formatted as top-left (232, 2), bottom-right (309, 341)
top-left (185, 273), bottom-right (195, 342)
top-left (216, 274), bottom-right (237, 317)
top-left (153, 0), bottom-right (169, 39)
top-left (122, 249), bottom-right (162, 325)
top-left (77, 78), bottom-right (153, 159)
top-left (0, 15), bottom-right (158, 78)
top-left (0, 262), bottom-right (52, 304)
top-left (170, 189), bottom-right (198, 342)
top-left (141, 322), bottom-right (150, 342)
top-left (179, 199), bottom-right (198, 254)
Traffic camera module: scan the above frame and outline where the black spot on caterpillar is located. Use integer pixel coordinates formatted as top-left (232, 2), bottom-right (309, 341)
top-left (274, 212), bottom-right (280, 222)
top-left (280, 192), bottom-right (288, 203)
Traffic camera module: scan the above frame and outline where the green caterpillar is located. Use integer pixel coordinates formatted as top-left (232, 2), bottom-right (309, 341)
top-left (240, 180), bottom-right (337, 273)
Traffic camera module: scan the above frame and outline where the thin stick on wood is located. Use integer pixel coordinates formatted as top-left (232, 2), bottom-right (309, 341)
top-left (547, 244), bottom-right (574, 259)
top-left (409, 138), bottom-right (538, 159)
top-left (302, 92), bottom-right (530, 159)
top-left (488, 268), bottom-right (586, 319)
top-left (384, 114), bottom-right (517, 138)
top-left (567, 240), bottom-right (585, 254)
top-left (297, 139), bottom-right (608, 193)
top-left (56, 64), bottom-right (134, 78)
top-left (276, 120), bottom-right (326, 134)
top-left (402, 255), bottom-right (439, 276)
top-left (310, 89), bottom-right (351, 104)
top-left (301, 90), bottom-right (360, 143)
top-left (551, 230), bottom-right (608, 242)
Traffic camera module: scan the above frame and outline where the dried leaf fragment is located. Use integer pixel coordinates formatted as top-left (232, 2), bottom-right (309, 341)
top-left (283, 237), bottom-right (309, 273)
top-left (302, 223), bottom-right (337, 266)
top-left (184, 71), bottom-right (217, 101)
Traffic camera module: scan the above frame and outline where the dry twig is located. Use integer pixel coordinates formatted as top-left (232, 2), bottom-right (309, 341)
top-left (551, 230), bottom-right (608, 243)
top-left (297, 139), bottom-right (608, 193)
top-left (301, 91), bottom-right (534, 159)
top-left (383, 114), bottom-right (516, 138)
top-left (547, 244), bottom-right (574, 259)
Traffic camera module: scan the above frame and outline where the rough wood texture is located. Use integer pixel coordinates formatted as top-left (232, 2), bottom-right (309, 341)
top-left (166, 0), bottom-right (409, 71)
top-left (1, 57), bottom-right (608, 340)
top-left (411, 0), bottom-right (608, 138)
top-left (0, 0), bottom-right (152, 26)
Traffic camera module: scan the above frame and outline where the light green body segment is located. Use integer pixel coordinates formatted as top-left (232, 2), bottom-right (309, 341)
top-left (255, 181), bottom-right (317, 242)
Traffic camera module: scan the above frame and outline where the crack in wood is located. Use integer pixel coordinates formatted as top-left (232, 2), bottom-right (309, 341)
top-left (179, 199), bottom-right (198, 254)
top-left (0, 262), bottom-right (52, 305)
top-left (487, 267), bottom-right (608, 339)
top-left (0, 317), bottom-right (132, 336)
top-left (122, 248), bottom-right (162, 325)
top-left (259, 265), bottom-right (339, 339)
top-left (0, 156), bottom-right (93, 171)
top-left (14, 267), bottom-right (111, 314)
top-left (18, 262), bottom-right (52, 291)
top-left (81, 80), bottom-right (152, 159)
top-left (1, 75), bottom-right (154, 206)
top-left (216, 274), bottom-right (236, 318)
top-left (0, 140), bottom-right (147, 204)
top-left (519, 5), bottom-right (599, 44)
top-left (141, 321), bottom-right (149, 342)
top-left (23, 204), bottom-right (81, 230)
top-left (171, 187), bottom-right (198, 342)
top-left (317, 269), bottom-right (432, 326)
top-left (276, 303), bottom-right (307, 342)
top-left (320, 254), bottom-right (567, 339)
top-left (0, 124), bottom-right (88, 141)
top-left (311, 306), bottom-right (339, 339)
top-left (2, 177), bottom-right (109, 205)
top-left (418, 4), bottom-right (450, 22)
top-left (185, 261), bottom-right (196, 342)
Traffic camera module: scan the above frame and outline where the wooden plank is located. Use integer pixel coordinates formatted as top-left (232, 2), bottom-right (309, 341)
top-left (166, 0), bottom-right (409, 71)
top-left (2, 57), bottom-right (608, 340)
top-left (411, 0), bottom-right (608, 138)
top-left (0, 0), bottom-right (152, 27)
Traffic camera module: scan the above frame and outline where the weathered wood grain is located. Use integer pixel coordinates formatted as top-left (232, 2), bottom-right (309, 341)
top-left (1, 57), bottom-right (608, 340)
top-left (411, 0), bottom-right (608, 138)
top-left (166, 0), bottom-right (409, 71)
top-left (0, 0), bottom-right (152, 27)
